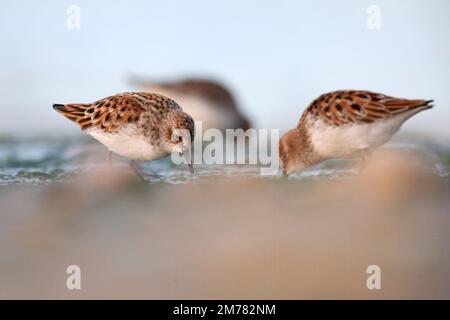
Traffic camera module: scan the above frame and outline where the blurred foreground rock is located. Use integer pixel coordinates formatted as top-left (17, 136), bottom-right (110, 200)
top-left (0, 150), bottom-right (449, 299)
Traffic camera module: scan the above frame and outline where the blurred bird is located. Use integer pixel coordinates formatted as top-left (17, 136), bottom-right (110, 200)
top-left (53, 92), bottom-right (195, 180)
top-left (131, 77), bottom-right (251, 131)
top-left (279, 90), bottom-right (434, 175)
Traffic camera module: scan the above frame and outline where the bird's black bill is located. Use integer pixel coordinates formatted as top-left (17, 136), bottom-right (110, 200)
top-left (181, 150), bottom-right (194, 175)
top-left (188, 163), bottom-right (195, 175)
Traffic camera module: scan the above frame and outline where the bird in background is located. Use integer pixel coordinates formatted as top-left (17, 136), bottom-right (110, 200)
top-left (279, 90), bottom-right (434, 175)
top-left (53, 92), bottom-right (195, 180)
top-left (131, 77), bottom-right (251, 131)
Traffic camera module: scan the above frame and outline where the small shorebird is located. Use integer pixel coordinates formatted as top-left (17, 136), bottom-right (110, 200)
top-left (132, 77), bottom-right (251, 131)
top-left (53, 92), bottom-right (195, 180)
top-left (279, 90), bottom-right (434, 175)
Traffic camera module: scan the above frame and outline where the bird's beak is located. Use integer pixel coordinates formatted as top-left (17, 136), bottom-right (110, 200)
top-left (181, 145), bottom-right (194, 175)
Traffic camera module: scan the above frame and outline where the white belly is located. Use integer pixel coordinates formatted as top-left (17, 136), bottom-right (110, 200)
top-left (309, 112), bottom-right (414, 159)
top-left (86, 126), bottom-right (168, 161)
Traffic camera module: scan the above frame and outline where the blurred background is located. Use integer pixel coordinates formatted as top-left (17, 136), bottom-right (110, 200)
top-left (0, 0), bottom-right (449, 135)
top-left (1, 0), bottom-right (450, 299)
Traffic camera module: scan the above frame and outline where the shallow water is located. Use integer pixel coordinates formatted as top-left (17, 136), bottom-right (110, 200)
top-left (0, 135), bottom-right (448, 185)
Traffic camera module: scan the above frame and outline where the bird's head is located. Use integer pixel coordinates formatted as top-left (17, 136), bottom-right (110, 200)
top-left (279, 129), bottom-right (308, 176)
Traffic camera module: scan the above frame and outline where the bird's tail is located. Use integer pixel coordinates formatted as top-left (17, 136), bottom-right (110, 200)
top-left (422, 99), bottom-right (434, 109)
top-left (53, 103), bottom-right (92, 129)
top-left (52, 104), bottom-right (65, 111)
top-left (385, 98), bottom-right (434, 115)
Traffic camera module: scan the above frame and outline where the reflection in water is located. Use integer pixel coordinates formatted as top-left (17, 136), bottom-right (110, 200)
top-left (0, 136), bottom-right (449, 298)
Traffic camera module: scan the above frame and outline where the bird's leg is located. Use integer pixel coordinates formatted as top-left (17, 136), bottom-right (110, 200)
top-left (108, 151), bottom-right (113, 167)
top-left (130, 160), bottom-right (145, 181)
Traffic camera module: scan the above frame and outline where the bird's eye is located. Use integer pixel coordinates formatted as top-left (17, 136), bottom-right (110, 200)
top-left (178, 136), bottom-right (182, 142)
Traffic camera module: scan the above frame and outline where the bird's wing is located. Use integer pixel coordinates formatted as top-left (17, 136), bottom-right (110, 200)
top-left (302, 90), bottom-right (433, 126)
top-left (53, 93), bottom-right (145, 132)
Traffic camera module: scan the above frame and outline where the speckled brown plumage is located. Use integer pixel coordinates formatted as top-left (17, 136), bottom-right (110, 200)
top-left (280, 90), bottom-right (434, 175)
top-left (53, 92), bottom-right (183, 131)
top-left (300, 90), bottom-right (433, 127)
top-left (53, 92), bottom-right (195, 174)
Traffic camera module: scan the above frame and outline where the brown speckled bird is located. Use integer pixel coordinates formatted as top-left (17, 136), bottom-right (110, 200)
top-left (279, 90), bottom-right (434, 175)
top-left (53, 92), bottom-right (195, 179)
top-left (133, 77), bottom-right (251, 131)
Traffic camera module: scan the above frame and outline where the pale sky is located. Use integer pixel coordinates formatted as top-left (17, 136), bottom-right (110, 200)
top-left (0, 0), bottom-right (449, 136)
